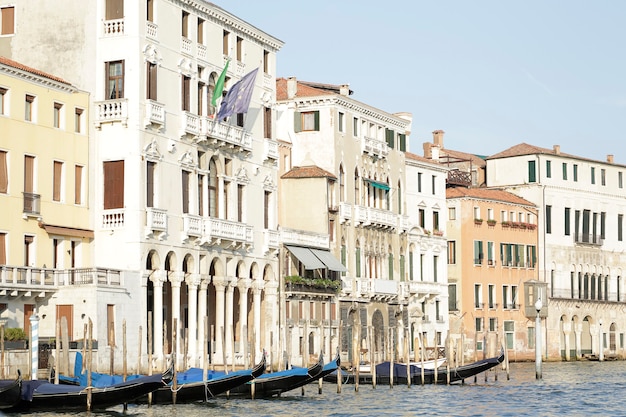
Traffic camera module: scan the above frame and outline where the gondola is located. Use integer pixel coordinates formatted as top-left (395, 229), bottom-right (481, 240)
top-left (148, 354), bottom-right (266, 403)
top-left (291, 352), bottom-right (340, 390)
top-left (227, 353), bottom-right (324, 398)
top-left (326, 349), bottom-right (505, 385)
top-left (0, 370), bottom-right (22, 410)
top-left (7, 363), bottom-right (173, 412)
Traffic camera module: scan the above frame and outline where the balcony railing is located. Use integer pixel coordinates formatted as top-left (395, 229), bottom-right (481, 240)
top-left (0, 266), bottom-right (122, 290)
top-left (339, 202), bottom-right (352, 224)
top-left (103, 18), bottom-right (124, 36)
top-left (574, 233), bottom-right (604, 246)
top-left (281, 227), bottom-right (329, 248)
top-left (354, 205), bottom-right (397, 229)
top-left (146, 207), bottom-right (167, 232)
top-left (200, 117), bottom-right (253, 153)
top-left (144, 99), bottom-right (165, 129)
top-left (197, 44), bottom-right (207, 61)
top-left (263, 229), bottom-right (279, 254)
top-left (181, 36), bottom-right (192, 55)
top-left (102, 209), bottom-right (125, 229)
top-left (200, 218), bottom-right (253, 249)
top-left (146, 21), bottom-right (157, 40)
top-left (181, 111), bottom-right (200, 137)
top-left (95, 99), bottom-right (128, 128)
top-left (264, 138), bottom-right (278, 161)
top-left (22, 192), bottom-right (40, 216)
top-left (182, 213), bottom-right (202, 239)
top-left (362, 136), bottom-right (388, 158)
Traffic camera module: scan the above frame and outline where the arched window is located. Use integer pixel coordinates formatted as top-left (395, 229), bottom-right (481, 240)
top-left (208, 158), bottom-right (218, 217)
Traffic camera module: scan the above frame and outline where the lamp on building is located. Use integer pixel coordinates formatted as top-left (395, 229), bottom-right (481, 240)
top-left (535, 297), bottom-right (542, 379)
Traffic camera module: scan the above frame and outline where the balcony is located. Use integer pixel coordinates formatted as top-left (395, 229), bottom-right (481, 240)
top-left (235, 60), bottom-right (246, 77)
top-left (407, 280), bottom-right (447, 300)
top-left (285, 276), bottom-right (340, 296)
top-left (146, 21), bottom-right (157, 40)
top-left (181, 111), bottom-right (200, 138)
top-left (263, 72), bottom-right (273, 89)
top-left (362, 136), bottom-right (388, 158)
top-left (264, 138), bottom-right (278, 161)
top-left (197, 44), bottom-right (207, 62)
top-left (22, 192), bottom-right (40, 217)
top-left (200, 218), bottom-right (253, 250)
top-left (103, 18), bottom-right (124, 36)
top-left (447, 169), bottom-right (472, 187)
top-left (95, 99), bottom-right (128, 129)
top-left (182, 213), bottom-right (202, 242)
top-left (144, 99), bottom-right (165, 130)
top-left (263, 229), bottom-right (279, 254)
top-left (198, 117), bottom-right (253, 154)
top-left (354, 205), bottom-right (397, 229)
top-left (574, 233), bottom-right (604, 246)
top-left (281, 227), bottom-right (329, 248)
top-left (181, 36), bottom-right (192, 56)
top-left (102, 209), bottom-right (125, 230)
top-left (339, 202), bottom-right (352, 224)
top-left (146, 207), bottom-right (167, 239)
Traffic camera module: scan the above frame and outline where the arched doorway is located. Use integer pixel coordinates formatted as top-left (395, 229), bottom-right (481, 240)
top-left (372, 309), bottom-right (384, 363)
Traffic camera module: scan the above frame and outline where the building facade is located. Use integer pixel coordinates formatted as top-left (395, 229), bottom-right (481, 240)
top-left (486, 143), bottom-right (626, 360)
top-left (1, 0), bottom-right (283, 371)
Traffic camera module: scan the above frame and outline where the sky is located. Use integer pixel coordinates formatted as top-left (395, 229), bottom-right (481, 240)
top-left (224, 1), bottom-right (626, 164)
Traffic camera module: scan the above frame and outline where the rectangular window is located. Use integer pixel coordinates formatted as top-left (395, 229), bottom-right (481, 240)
top-left (147, 62), bottom-right (157, 100)
top-left (433, 255), bottom-right (438, 282)
top-left (1, 6), bottom-right (15, 35)
top-left (591, 167), bottom-right (596, 184)
top-left (0, 87), bottom-right (6, 115)
top-left (106, 60), bottom-right (124, 99)
top-left (528, 327), bottom-right (535, 349)
top-left (222, 30), bottom-right (229, 55)
top-left (504, 321), bottom-right (514, 349)
top-left (564, 207), bottom-right (571, 236)
top-left (352, 117), bottom-right (358, 137)
top-left (601, 211), bottom-right (606, 239)
top-left (474, 284), bottom-right (482, 308)
top-left (489, 318), bottom-right (497, 332)
top-left (182, 170), bottom-right (190, 214)
top-left (620, 172), bottom-right (624, 189)
top-left (0, 232), bottom-right (5, 265)
top-left (25, 94), bottom-right (35, 121)
top-left (53, 102), bottom-right (63, 128)
top-left (546, 204), bottom-right (552, 234)
top-left (237, 184), bottom-right (244, 222)
top-left (74, 165), bottom-right (83, 205)
top-left (447, 241), bottom-right (456, 264)
top-left (53, 161), bottom-right (63, 202)
top-left (528, 160), bottom-right (536, 183)
top-left (601, 168), bottom-right (606, 186)
top-left (294, 111), bottom-right (319, 132)
top-left (475, 317), bottom-right (483, 332)
top-left (418, 209), bottom-right (425, 228)
top-left (264, 106), bottom-right (272, 139)
top-left (398, 133), bottom-right (406, 152)
top-left (74, 108), bottom-right (83, 133)
top-left (264, 191), bottom-right (270, 229)
top-left (181, 10), bottom-right (189, 37)
top-left (338, 112), bottom-right (344, 133)
top-left (431, 175), bottom-right (436, 195)
top-left (619, 214), bottom-right (623, 242)
top-left (385, 128), bottom-right (394, 148)
top-left (449, 207), bottom-right (456, 220)
top-left (562, 162), bottom-right (567, 180)
top-left (448, 284), bottom-right (457, 311)
top-left (146, 161), bottom-right (155, 208)
top-left (433, 211), bottom-right (439, 230)
top-left (181, 75), bottom-right (190, 111)
top-left (546, 160), bottom-right (551, 178)
top-left (197, 79), bottom-right (204, 116)
top-left (488, 284), bottom-right (495, 309)
top-left (487, 241), bottom-right (494, 266)
top-left (474, 240), bottom-right (483, 265)
top-left (573, 164), bottom-right (578, 181)
top-left (502, 286), bottom-right (509, 309)
top-left (106, 0), bottom-right (123, 20)
top-left (147, 0), bottom-right (154, 22)
top-left (263, 50), bottom-right (269, 74)
top-left (197, 18), bottom-right (204, 43)
top-left (0, 150), bottom-right (7, 194)
top-left (103, 160), bottom-right (124, 209)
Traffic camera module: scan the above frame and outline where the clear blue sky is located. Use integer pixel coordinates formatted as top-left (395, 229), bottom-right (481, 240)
top-left (225, 1), bottom-right (626, 163)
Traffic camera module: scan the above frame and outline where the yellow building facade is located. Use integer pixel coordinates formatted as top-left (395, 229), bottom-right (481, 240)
top-left (0, 56), bottom-right (92, 335)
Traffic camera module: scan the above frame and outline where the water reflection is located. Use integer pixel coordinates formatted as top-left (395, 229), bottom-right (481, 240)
top-left (5, 361), bottom-right (626, 417)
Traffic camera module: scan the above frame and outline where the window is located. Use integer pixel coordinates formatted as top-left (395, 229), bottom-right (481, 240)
top-left (526, 245), bottom-right (537, 268)
top-left (146, 62), bottom-right (157, 100)
top-left (601, 211), bottom-right (606, 239)
top-left (502, 286), bottom-right (509, 309)
top-left (25, 94), bottom-right (35, 121)
top-left (237, 184), bottom-right (244, 222)
top-left (263, 50), bottom-right (269, 74)
top-left (0, 232), bottom-right (5, 265)
top-left (197, 77), bottom-right (204, 116)
top-left (0, 150), bottom-right (7, 194)
top-left (197, 18), bottom-right (204, 44)
top-left (620, 172), bottom-right (623, 189)
top-left (487, 208), bottom-right (494, 221)
top-left (488, 284), bottom-right (495, 309)
top-left (528, 327), bottom-right (535, 349)
top-left (562, 162), bottom-right (567, 180)
top-left (182, 170), bottom-right (190, 214)
top-left (399, 133), bottom-right (406, 152)
top-left (475, 317), bottom-right (483, 332)
top-left (105, 0), bottom-right (123, 20)
top-left (294, 111), bottom-right (319, 132)
top-left (53, 161), bottom-right (63, 202)
top-left (1, 6), bottom-right (15, 35)
top-left (181, 10), bottom-right (189, 37)
top-left (0, 87), bottom-right (6, 115)
top-left (106, 60), bottom-right (124, 99)
top-left (222, 30), bottom-right (229, 55)
top-left (473, 240), bottom-right (483, 265)
top-left (433, 211), bottom-right (439, 230)
top-left (433, 255), bottom-right (438, 282)
top-left (503, 321), bottom-right (514, 349)
top-left (601, 168), bottom-right (606, 186)
top-left (546, 160), bottom-right (551, 178)
top-left (338, 112), bottom-right (344, 133)
top-left (449, 207), bottom-right (456, 220)
top-left (487, 241), bottom-right (494, 266)
top-left (146, 161), bottom-right (155, 208)
top-left (147, 0), bottom-right (154, 22)
top-left (447, 241), bottom-right (456, 264)
top-left (546, 204), bottom-right (552, 234)
top-left (473, 206), bottom-right (480, 220)
top-left (181, 75), bottom-right (190, 111)
top-left (352, 117), bottom-right (358, 137)
top-left (528, 160), bottom-right (536, 183)
top-left (264, 106), bottom-right (271, 139)
top-left (417, 172), bottom-right (422, 192)
top-left (564, 207), bottom-right (571, 236)
top-left (208, 159), bottom-right (218, 217)
top-left (103, 160), bottom-right (124, 209)
top-left (573, 164), bottom-right (578, 181)
top-left (474, 284), bottom-right (482, 308)
top-left (236, 36), bottom-right (243, 61)
top-left (418, 208), bottom-right (425, 228)
top-left (264, 191), bottom-right (271, 229)
top-left (591, 167), bottom-right (596, 184)
top-left (53, 102), bottom-right (63, 128)
top-left (431, 175), bottom-right (436, 195)
top-left (489, 318), bottom-right (497, 332)
top-left (448, 284), bottom-right (457, 311)
top-left (385, 128), bottom-right (394, 148)
top-left (619, 214), bottom-right (623, 242)
top-left (74, 165), bottom-right (83, 205)
top-left (74, 108), bottom-right (84, 133)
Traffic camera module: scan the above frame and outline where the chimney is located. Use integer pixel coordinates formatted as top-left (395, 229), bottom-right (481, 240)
top-left (553, 145), bottom-right (560, 155)
top-left (423, 142), bottom-right (432, 159)
top-left (432, 130), bottom-right (445, 147)
top-left (287, 77), bottom-right (297, 99)
top-left (608, 154), bottom-right (614, 164)
top-left (431, 146), bottom-right (440, 162)
top-left (339, 84), bottom-right (350, 96)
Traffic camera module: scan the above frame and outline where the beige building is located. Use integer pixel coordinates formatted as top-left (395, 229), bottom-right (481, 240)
top-left (0, 56), bottom-right (96, 364)
top-left (446, 187), bottom-right (539, 362)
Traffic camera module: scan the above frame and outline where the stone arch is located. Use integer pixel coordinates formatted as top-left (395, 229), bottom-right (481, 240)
top-left (581, 315), bottom-right (592, 355)
top-left (146, 249), bottom-right (160, 271)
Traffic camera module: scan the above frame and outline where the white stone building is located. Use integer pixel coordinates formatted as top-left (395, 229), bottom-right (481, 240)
top-left (486, 143), bottom-right (626, 360)
top-left (0, 0), bottom-right (283, 371)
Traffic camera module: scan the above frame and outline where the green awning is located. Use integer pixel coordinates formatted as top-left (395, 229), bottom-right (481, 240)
top-left (367, 179), bottom-right (390, 191)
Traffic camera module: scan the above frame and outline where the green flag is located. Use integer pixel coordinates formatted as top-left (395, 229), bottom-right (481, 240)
top-left (211, 59), bottom-right (230, 108)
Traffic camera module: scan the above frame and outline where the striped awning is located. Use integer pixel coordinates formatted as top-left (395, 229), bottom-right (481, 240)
top-left (286, 245), bottom-right (325, 270)
top-left (310, 248), bottom-right (347, 272)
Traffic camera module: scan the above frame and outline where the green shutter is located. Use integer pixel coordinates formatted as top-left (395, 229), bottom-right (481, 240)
top-left (294, 111), bottom-right (302, 133)
top-left (388, 254), bottom-right (393, 280)
top-left (355, 247), bottom-right (361, 278)
top-left (313, 110), bottom-right (320, 131)
top-left (528, 160), bottom-right (536, 183)
top-left (399, 134), bottom-right (406, 151)
top-left (386, 128), bottom-right (394, 148)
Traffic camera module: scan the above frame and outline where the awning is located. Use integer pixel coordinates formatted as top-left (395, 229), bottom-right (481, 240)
top-left (286, 245), bottom-right (325, 270)
top-left (310, 248), bottom-right (347, 272)
top-left (366, 179), bottom-right (390, 191)
top-left (39, 224), bottom-right (94, 239)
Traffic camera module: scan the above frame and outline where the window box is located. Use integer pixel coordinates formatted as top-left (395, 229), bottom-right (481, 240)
top-left (433, 230), bottom-right (444, 236)
top-left (474, 218), bottom-right (483, 225)
top-left (487, 220), bottom-right (497, 226)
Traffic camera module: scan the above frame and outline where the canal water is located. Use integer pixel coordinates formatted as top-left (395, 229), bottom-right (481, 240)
top-left (4, 360), bottom-right (625, 416)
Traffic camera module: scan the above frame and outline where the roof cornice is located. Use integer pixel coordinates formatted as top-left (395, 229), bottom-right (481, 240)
top-left (0, 64), bottom-right (76, 93)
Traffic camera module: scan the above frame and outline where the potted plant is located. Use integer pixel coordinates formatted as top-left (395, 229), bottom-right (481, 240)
top-left (474, 218), bottom-right (483, 225)
top-left (487, 219), bottom-right (497, 226)
top-left (3, 327), bottom-right (28, 349)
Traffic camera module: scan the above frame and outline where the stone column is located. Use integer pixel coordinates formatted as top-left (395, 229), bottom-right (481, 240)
top-left (224, 279), bottom-right (235, 366)
top-left (562, 320), bottom-right (572, 361)
top-left (186, 273), bottom-right (200, 365)
top-left (252, 281), bottom-right (263, 359)
top-left (151, 270), bottom-right (166, 361)
top-left (574, 326), bottom-right (582, 360)
top-left (196, 278), bottom-right (209, 366)
top-left (213, 276), bottom-right (228, 365)
top-left (238, 278), bottom-right (252, 359)
top-left (264, 280), bottom-right (279, 362)
top-left (170, 272), bottom-right (184, 360)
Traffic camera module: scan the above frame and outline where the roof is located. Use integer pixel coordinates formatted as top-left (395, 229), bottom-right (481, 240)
top-left (276, 78), bottom-right (345, 100)
top-left (281, 165), bottom-right (337, 180)
top-left (0, 56), bottom-right (71, 85)
top-left (405, 152), bottom-right (438, 164)
top-left (446, 187), bottom-right (536, 207)
top-left (439, 148), bottom-right (487, 167)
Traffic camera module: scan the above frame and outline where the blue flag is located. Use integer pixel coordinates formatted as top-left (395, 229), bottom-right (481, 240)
top-left (217, 68), bottom-right (259, 120)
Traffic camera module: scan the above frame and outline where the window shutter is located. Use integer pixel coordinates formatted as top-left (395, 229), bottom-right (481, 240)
top-left (0, 151), bottom-right (7, 194)
top-left (24, 155), bottom-right (34, 193)
top-left (1, 7), bottom-right (15, 35)
top-left (146, 161), bottom-right (155, 208)
top-left (294, 111), bottom-right (302, 133)
top-left (53, 161), bottom-right (62, 202)
top-left (75, 165), bottom-right (83, 205)
top-left (104, 160), bottom-right (124, 209)
top-left (313, 110), bottom-right (320, 131)
top-left (386, 128), bottom-right (394, 148)
top-left (182, 170), bottom-right (189, 214)
top-left (399, 134), bottom-right (406, 151)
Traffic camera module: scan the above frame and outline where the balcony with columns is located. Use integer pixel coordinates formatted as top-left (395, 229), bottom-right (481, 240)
top-left (94, 99), bottom-right (128, 129)
top-left (280, 227), bottom-right (329, 248)
top-left (197, 117), bottom-right (253, 155)
top-left (182, 214), bottom-right (202, 242)
top-left (144, 99), bottom-right (165, 130)
top-left (353, 205), bottom-right (398, 229)
top-left (103, 18), bottom-right (124, 36)
top-left (263, 229), bottom-right (280, 255)
top-left (362, 135), bottom-right (389, 158)
top-left (181, 111), bottom-right (201, 139)
top-left (407, 280), bottom-right (448, 301)
top-left (199, 218), bottom-right (253, 250)
top-left (145, 207), bottom-right (167, 240)
top-left (146, 21), bottom-right (157, 40)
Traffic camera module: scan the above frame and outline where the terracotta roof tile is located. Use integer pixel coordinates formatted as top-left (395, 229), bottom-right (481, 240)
top-left (281, 165), bottom-right (337, 180)
top-left (446, 187), bottom-right (536, 207)
top-left (405, 152), bottom-right (438, 164)
top-left (0, 56), bottom-right (71, 85)
top-left (440, 148), bottom-right (487, 167)
top-left (276, 77), bottom-right (336, 100)
top-left (485, 142), bottom-right (626, 166)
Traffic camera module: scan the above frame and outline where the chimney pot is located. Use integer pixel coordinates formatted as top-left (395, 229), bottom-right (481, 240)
top-left (608, 154), bottom-right (614, 164)
top-left (340, 84), bottom-right (350, 96)
top-left (432, 130), bottom-right (445, 147)
top-left (553, 145), bottom-right (560, 155)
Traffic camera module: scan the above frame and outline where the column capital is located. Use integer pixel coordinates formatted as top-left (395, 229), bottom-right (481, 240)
top-left (237, 278), bottom-right (253, 291)
top-left (150, 270), bottom-right (167, 287)
top-left (185, 272), bottom-right (201, 288)
top-left (212, 275), bottom-right (230, 289)
top-left (169, 271), bottom-right (186, 287)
